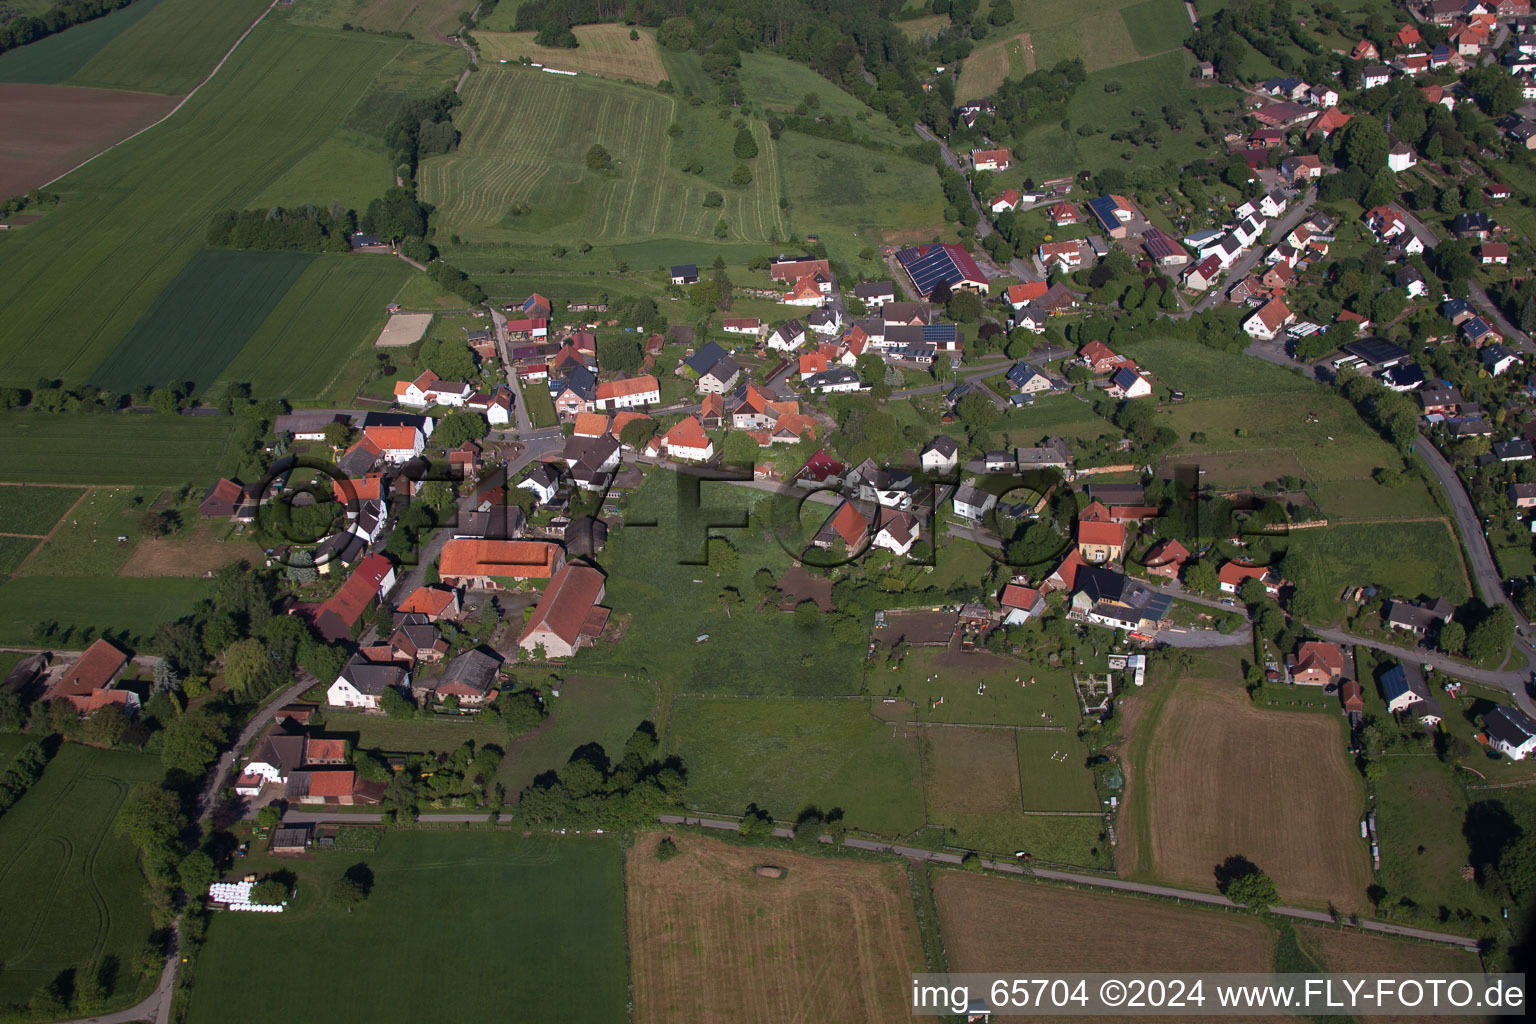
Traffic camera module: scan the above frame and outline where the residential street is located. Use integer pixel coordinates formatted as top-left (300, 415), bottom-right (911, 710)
top-left (1192, 188), bottom-right (1316, 314)
top-left (1468, 279), bottom-right (1533, 354)
top-left (489, 305), bottom-right (535, 432)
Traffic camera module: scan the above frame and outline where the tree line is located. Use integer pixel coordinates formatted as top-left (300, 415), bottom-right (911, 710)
top-left (0, 0), bottom-right (137, 55)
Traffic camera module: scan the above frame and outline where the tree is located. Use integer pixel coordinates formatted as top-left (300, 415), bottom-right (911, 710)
top-left (250, 879), bottom-right (288, 905)
top-left (222, 638), bottom-right (274, 699)
top-left (178, 850), bottom-right (215, 895)
top-left (1467, 605), bottom-right (1514, 663)
top-left (433, 410), bottom-right (490, 447)
top-left (946, 289), bottom-right (984, 323)
top-left (585, 144), bottom-right (613, 172)
top-left (713, 217), bottom-right (729, 239)
top-left (739, 803), bottom-right (775, 841)
top-left (730, 163), bottom-right (753, 186)
top-left (255, 805), bottom-right (282, 830)
top-left (1439, 619), bottom-right (1466, 656)
top-left (1216, 855), bottom-right (1279, 910)
top-left (380, 687), bottom-right (415, 720)
top-left (619, 417), bottom-right (659, 450)
top-left (720, 430), bottom-right (760, 466)
top-left (1184, 560), bottom-right (1219, 595)
top-left (702, 190), bottom-right (723, 208)
top-left (322, 420), bottom-right (352, 448)
top-left (1339, 115), bottom-right (1389, 174)
top-left (158, 709), bottom-right (225, 776)
top-left (115, 785), bottom-right (185, 858)
top-left (733, 126), bottom-right (758, 159)
top-left (956, 392), bottom-right (999, 433)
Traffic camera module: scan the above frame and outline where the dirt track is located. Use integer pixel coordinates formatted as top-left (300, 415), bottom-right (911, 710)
top-left (0, 84), bottom-right (178, 197)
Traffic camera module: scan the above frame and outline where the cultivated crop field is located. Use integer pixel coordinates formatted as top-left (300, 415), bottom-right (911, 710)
top-left (186, 832), bottom-right (629, 1024)
top-left (0, 575), bottom-right (211, 645)
top-left (66, 0), bottom-right (272, 95)
top-left (478, 24), bottom-right (667, 84)
top-left (935, 871), bottom-right (1276, 973)
top-left (626, 832), bottom-right (925, 1024)
top-left (0, 483), bottom-right (85, 536)
top-left (0, 744), bottom-right (161, 1009)
top-left (0, 83), bottom-right (177, 196)
top-left (0, 0), bottom-right (166, 84)
top-left (91, 249), bottom-right (315, 395)
top-left (666, 696), bottom-right (925, 836)
top-left (1124, 665), bottom-right (1370, 911)
top-left (421, 69), bottom-right (788, 246)
top-left (0, 24), bottom-right (405, 387)
top-left (213, 255), bottom-right (412, 400)
top-left (0, 413), bottom-right (239, 485)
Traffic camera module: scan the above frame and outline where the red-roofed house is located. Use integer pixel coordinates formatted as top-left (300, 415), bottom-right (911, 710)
top-left (519, 563), bottom-right (609, 658)
top-left (199, 477), bottom-right (253, 520)
top-left (1078, 340), bottom-right (1121, 374)
top-left (991, 189), bottom-right (1021, 213)
top-left (1308, 107), bottom-right (1352, 139)
top-left (396, 585), bottom-right (461, 621)
top-left (1243, 297), bottom-right (1294, 340)
top-left (1077, 521), bottom-right (1126, 563)
top-left (971, 147), bottom-right (1012, 172)
top-left (1352, 39), bottom-right (1379, 61)
top-left (1044, 549), bottom-right (1086, 593)
top-left (1000, 583), bottom-right (1046, 625)
top-left (813, 500), bottom-right (870, 550)
top-left (647, 416), bottom-right (714, 462)
top-left (1287, 641), bottom-right (1345, 686)
top-left (1218, 561), bottom-right (1282, 596)
top-left (1039, 240), bottom-right (1082, 270)
top-left (1050, 202), bottom-right (1079, 226)
top-left (362, 425), bottom-right (425, 462)
top-left (573, 412), bottom-right (610, 438)
top-left (438, 540), bottom-right (564, 589)
top-left (594, 374), bottom-right (660, 410)
top-left (1145, 539), bottom-right (1190, 579)
top-left (799, 350), bottom-right (829, 379)
top-left (46, 639), bottom-right (133, 715)
top-left (1394, 25), bottom-right (1421, 49)
top-left (312, 554), bottom-right (397, 641)
top-left (1479, 242), bottom-right (1510, 265)
top-left (1005, 281), bottom-right (1049, 309)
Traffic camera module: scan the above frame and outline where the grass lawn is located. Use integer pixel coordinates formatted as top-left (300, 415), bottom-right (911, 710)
top-left (316, 711), bottom-right (507, 756)
top-left (573, 470), bottom-right (863, 696)
top-left (524, 380), bottom-right (557, 428)
top-left (0, 743), bottom-right (161, 1010)
top-left (1120, 0), bottom-right (1193, 55)
top-left (1288, 521), bottom-right (1471, 604)
top-left (185, 832), bottom-right (628, 1024)
top-left (775, 133), bottom-right (945, 269)
top-left (1121, 338), bottom-right (1313, 399)
top-left (1373, 755), bottom-right (1501, 928)
top-left (892, 648), bottom-right (1082, 727)
top-left (0, 24), bottom-right (405, 388)
top-left (500, 672), bottom-right (660, 797)
top-left (0, 0), bottom-right (166, 84)
top-left (13, 486), bottom-right (158, 577)
top-left (944, 811), bottom-right (1110, 867)
top-left (666, 695), bottom-right (925, 835)
top-left (0, 575), bottom-right (211, 645)
top-left (0, 412), bottom-right (241, 485)
top-left (65, 0), bottom-right (272, 95)
top-left (0, 483), bottom-right (86, 535)
top-left (247, 135), bottom-right (394, 211)
top-left (739, 52), bottom-right (909, 146)
top-left (1016, 728), bottom-right (1102, 811)
top-left (1310, 477), bottom-right (1444, 521)
top-left (420, 67), bottom-right (788, 247)
top-left (213, 255), bottom-right (414, 401)
top-left (89, 249), bottom-right (315, 395)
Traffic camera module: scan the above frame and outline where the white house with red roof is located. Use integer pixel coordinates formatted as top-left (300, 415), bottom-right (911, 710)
top-left (594, 374), bottom-right (660, 411)
top-left (646, 417), bottom-right (714, 462)
top-left (971, 147), bottom-right (1012, 172)
top-left (1243, 297), bottom-right (1294, 341)
top-left (990, 189), bottom-right (1021, 213)
top-left (394, 369), bottom-right (472, 408)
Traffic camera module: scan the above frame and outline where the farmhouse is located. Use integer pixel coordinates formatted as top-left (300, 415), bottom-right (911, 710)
top-left (437, 540), bottom-right (565, 589)
top-left (722, 317), bottom-right (762, 335)
top-left (594, 374), bottom-right (659, 410)
top-left (812, 500), bottom-right (870, 550)
top-left (670, 264), bottom-right (699, 285)
top-left (416, 648), bottom-right (501, 707)
top-left (45, 638), bottom-right (136, 716)
top-left (1243, 298), bottom-right (1294, 341)
top-left (768, 256), bottom-right (832, 284)
top-left (851, 281), bottom-right (896, 308)
top-left (1076, 520), bottom-right (1125, 563)
top-left (971, 147), bottom-right (1012, 172)
top-left (274, 411), bottom-right (349, 441)
top-left (1005, 281), bottom-right (1049, 309)
top-left (1039, 240), bottom-right (1082, 270)
top-left (519, 563), bottom-right (609, 658)
top-left (199, 477), bottom-right (258, 521)
top-left (394, 369), bottom-right (472, 408)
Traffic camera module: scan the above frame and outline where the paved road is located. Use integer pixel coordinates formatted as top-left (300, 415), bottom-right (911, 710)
top-left (489, 306), bottom-right (535, 432)
top-left (655, 816), bottom-right (1482, 950)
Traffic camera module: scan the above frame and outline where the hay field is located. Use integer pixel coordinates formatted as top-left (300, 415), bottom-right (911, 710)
top-left (1130, 674), bottom-right (1369, 911)
top-left (419, 69), bottom-right (787, 244)
top-left (922, 726), bottom-right (1022, 816)
top-left (956, 31), bottom-right (1035, 102)
top-left (119, 522), bottom-right (266, 577)
top-left (626, 832), bottom-right (925, 1024)
top-left (935, 872), bottom-right (1275, 974)
top-left (479, 24), bottom-right (666, 84)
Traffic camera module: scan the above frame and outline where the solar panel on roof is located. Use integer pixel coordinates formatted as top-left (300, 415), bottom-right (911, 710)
top-left (921, 324), bottom-right (957, 341)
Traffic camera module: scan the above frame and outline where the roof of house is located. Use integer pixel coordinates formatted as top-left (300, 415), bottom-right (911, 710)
top-left (1290, 641), bottom-right (1344, 678)
top-left (1250, 297), bottom-right (1292, 331)
top-left (1485, 705), bottom-right (1536, 746)
top-left (437, 648), bottom-right (502, 696)
top-left (1006, 282), bottom-right (1050, 306)
top-left (686, 341), bottom-right (730, 376)
top-left (337, 655), bottom-right (408, 696)
top-left (1140, 228), bottom-right (1187, 262)
top-left (660, 416), bottom-right (710, 451)
top-left (520, 563), bottom-right (607, 650)
top-left (397, 586), bottom-right (457, 617)
top-left (1079, 340), bottom-right (1118, 366)
top-left (438, 540), bottom-right (561, 579)
top-left (819, 500), bottom-right (870, 548)
top-left (1218, 561), bottom-right (1273, 588)
top-left (895, 243), bottom-right (988, 296)
top-left (364, 425), bottom-right (421, 451)
top-left (1145, 538), bottom-right (1190, 566)
top-left (49, 638), bottom-right (130, 701)
top-left (1073, 565), bottom-right (1127, 604)
top-left (595, 374), bottom-right (659, 400)
top-left (1110, 366), bottom-right (1144, 392)
top-left (999, 583), bottom-right (1042, 610)
top-left (1077, 520), bottom-right (1126, 548)
top-left (318, 553), bottom-right (394, 628)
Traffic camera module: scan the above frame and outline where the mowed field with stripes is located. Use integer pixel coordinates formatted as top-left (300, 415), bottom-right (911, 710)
top-left (419, 70), bottom-right (789, 245)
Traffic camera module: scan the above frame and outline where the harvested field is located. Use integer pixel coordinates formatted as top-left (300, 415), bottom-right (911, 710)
top-left (375, 312), bottom-right (434, 347)
top-left (0, 83), bottom-right (177, 196)
top-left (935, 872), bottom-right (1275, 975)
top-left (478, 24), bottom-right (666, 84)
top-left (957, 33), bottom-right (1028, 104)
top-left (1131, 672), bottom-right (1369, 911)
top-left (921, 726), bottom-right (1022, 816)
top-left (1295, 923), bottom-right (1480, 973)
top-left (118, 523), bottom-right (265, 577)
top-left (626, 832), bottom-right (924, 1024)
